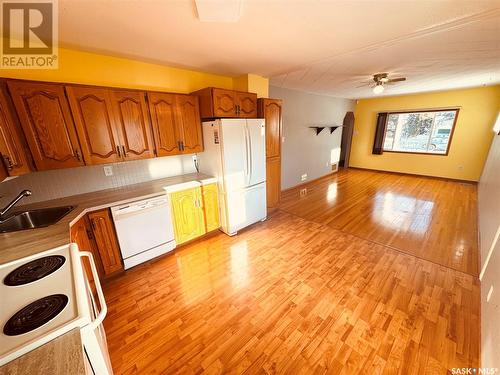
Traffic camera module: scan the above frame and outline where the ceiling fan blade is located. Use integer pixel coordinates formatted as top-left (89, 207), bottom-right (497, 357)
top-left (387, 77), bottom-right (406, 83)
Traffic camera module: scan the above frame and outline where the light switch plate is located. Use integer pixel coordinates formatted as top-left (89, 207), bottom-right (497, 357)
top-left (104, 165), bottom-right (113, 176)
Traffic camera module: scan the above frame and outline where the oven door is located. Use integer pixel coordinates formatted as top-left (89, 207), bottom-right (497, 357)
top-left (79, 251), bottom-right (113, 375)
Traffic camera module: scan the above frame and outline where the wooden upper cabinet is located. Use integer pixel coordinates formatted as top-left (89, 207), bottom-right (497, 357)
top-left (147, 92), bottom-right (203, 156)
top-left (147, 92), bottom-right (181, 156)
top-left (88, 208), bottom-right (123, 276)
top-left (236, 92), bottom-right (258, 118)
top-left (7, 80), bottom-right (84, 170)
top-left (212, 88), bottom-right (237, 117)
top-left (258, 98), bottom-right (282, 158)
top-left (66, 86), bottom-right (122, 165)
top-left (0, 82), bottom-right (32, 176)
top-left (176, 94), bottom-right (203, 154)
top-left (191, 87), bottom-right (257, 119)
top-left (111, 90), bottom-right (155, 160)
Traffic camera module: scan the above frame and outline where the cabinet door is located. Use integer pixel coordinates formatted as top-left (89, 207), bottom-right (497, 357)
top-left (7, 80), bottom-right (84, 170)
top-left (212, 88), bottom-right (237, 117)
top-left (266, 157), bottom-right (281, 212)
top-left (170, 187), bottom-right (205, 245)
top-left (111, 90), bottom-right (155, 160)
top-left (176, 95), bottom-right (203, 154)
top-left (88, 209), bottom-right (123, 276)
top-left (0, 84), bottom-right (32, 176)
top-left (70, 216), bottom-right (105, 291)
top-left (201, 183), bottom-right (220, 232)
top-left (66, 86), bottom-right (122, 165)
top-left (235, 92), bottom-right (257, 118)
top-left (258, 99), bottom-right (282, 159)
top-left (147, 92), bottom-right (182, 156)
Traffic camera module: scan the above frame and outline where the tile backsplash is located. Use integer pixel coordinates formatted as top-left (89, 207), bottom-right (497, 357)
top-left (0, 155), bottom-right (197, 206)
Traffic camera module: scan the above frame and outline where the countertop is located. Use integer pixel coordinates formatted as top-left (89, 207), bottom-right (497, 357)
top-left (0, 329), bottom-right (85, 375)
top-left (0, 172), bottom-right (215, 264)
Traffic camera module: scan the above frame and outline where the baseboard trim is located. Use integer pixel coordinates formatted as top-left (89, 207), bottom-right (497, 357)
top-left (281, 171), bottom-right (337, 193)
top-left (348, 166), bottom-right (478, 184)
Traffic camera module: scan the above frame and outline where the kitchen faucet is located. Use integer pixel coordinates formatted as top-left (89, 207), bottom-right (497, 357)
top-left (0, 190), bottom-right (32, 221)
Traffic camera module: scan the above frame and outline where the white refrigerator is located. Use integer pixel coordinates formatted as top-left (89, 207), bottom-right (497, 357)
top-left (199, 118), bottom-right (267, 235)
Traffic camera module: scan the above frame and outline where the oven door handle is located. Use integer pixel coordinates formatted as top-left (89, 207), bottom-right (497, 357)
top-left (79, 251), bottom-right (108, 329)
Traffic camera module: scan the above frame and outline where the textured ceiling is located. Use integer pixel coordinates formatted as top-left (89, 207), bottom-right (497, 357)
top-left (59, 0), bottom-right (500, 98)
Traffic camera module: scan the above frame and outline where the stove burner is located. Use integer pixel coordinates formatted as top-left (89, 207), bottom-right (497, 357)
top-left (3, 294), bottom-right (69, 336)
top-left (4, 255), bottom-right (66, 286)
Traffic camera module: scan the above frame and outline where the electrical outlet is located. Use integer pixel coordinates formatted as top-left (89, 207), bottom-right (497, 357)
top-left (103, 165), bottom-right (113, 176)
top-left (301, 174), bottom-right (307, 182)
top-left (300, 188), bottom-right (307, 197)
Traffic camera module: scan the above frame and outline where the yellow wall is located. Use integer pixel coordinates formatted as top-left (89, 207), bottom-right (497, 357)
top-left (233, 73), bottom-right (269, 98)
top-left (0, 47), bottom-right (234, 93)
top-left (350, 85), bottom-right (500, 181)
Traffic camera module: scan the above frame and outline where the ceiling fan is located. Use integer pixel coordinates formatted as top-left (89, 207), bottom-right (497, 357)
top-left (357, 73), bottom-right (406, 94)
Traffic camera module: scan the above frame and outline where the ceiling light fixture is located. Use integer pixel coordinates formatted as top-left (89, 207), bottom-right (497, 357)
top-left (373, 84), bottom-right (384, 94)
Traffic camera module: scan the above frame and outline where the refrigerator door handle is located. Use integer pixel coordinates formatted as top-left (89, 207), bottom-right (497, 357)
top-left (244, 123), bottom-right (251, 185)
top-left (247, 124), bottom-right (253, 184)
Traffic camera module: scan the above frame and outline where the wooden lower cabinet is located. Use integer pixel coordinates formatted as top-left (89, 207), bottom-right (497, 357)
top-left (201, 183), bottom-right (220, 232)
top-left (87, 209), bottom-right (124, 276)
top-left (266, 157), bottom-right (281, 212)
top-left (170, 187), bottom-right (206, 245)
top-left (70, 216), bottom-right (105, 292)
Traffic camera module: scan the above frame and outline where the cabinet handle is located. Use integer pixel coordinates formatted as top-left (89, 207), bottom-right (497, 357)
top-left (3, 155), bottom-right (13, 170)
top-left (181, 141), bottom-right (185, 151)
top-left (75, 150), bottom-right (81, 161)
top-left (177, 141), bottom-right (182, 151)
top-left (122, 145), bottom-right (127, 157)
top-left (86, 228), bottom-right (94, 240)
top-left (116, 145), bottom-right (121, 157)
top-left (91, 219), bottom-right (97, 230)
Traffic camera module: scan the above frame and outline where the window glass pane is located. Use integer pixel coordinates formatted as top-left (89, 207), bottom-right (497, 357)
top-left (383, 114), bottom-right (398, 150)
top-left (383, 110), bottom-right (456, 154)
top-left (428, 111), bottom-right (455, 154)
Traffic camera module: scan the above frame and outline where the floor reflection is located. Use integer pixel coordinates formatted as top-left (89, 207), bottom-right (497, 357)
top-left (230, 241), bottom-right (249, 289)
top-left (372, 191), bottom-right (434, 235)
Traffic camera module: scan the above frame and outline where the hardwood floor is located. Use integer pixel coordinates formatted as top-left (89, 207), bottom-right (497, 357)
top-left (280, 169), bottom-right (479, 276)
top-left (103, 208), bottom-right (480, 373)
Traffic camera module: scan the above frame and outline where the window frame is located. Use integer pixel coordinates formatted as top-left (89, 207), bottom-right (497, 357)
top-left (382, 108), bottom-right (460, 156)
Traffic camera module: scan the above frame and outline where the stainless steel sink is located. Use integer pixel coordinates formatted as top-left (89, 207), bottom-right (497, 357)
top-left (0, 206), bottom-right (74, 233)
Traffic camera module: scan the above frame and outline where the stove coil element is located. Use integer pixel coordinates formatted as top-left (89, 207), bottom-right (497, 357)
top-left (3, 294), bottom-right (69, 336)
top-left (3, 256), bottom-right (66, 286)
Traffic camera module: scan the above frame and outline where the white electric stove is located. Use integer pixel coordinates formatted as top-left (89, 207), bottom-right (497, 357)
top-left (0, 244), bottom-right (113, 374)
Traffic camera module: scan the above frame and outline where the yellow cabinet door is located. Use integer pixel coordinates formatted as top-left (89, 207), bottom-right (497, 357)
top-left (202, 183), bottom-right (220, 232)
top-left (170, 187), bottom-right (205, 245)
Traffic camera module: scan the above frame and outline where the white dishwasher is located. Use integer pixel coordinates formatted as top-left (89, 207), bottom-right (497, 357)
top-left (111, 195), bottom-right (176, 269)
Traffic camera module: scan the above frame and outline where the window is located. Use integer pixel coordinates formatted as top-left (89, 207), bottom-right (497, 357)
top-left (382, 109), bottom-right (459, 155)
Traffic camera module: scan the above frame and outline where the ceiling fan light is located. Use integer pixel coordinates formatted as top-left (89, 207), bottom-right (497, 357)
top-left (373, 84), bottom-right (384, 94)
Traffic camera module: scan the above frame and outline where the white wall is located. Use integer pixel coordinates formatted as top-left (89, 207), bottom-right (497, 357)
top-left (269, 86), bottom-right (355, 190)
top-left (479, 130), bottom-right (500, 368)
top-left (0, 155), bottom-right (196, 206)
